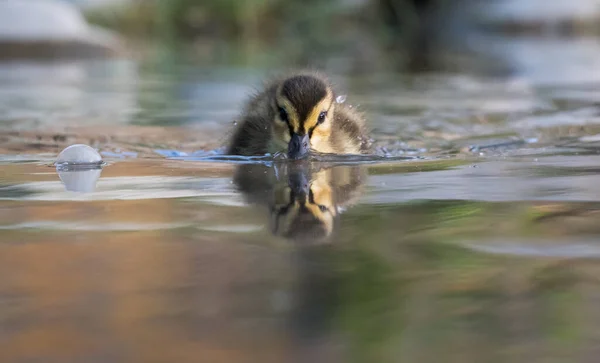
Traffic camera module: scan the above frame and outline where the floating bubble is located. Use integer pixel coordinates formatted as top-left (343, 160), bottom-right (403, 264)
top-left (336, 95), bottom-right (347, 104)
top-left (55, 144), bottom-right (103, 192)
top-left (56, 144), bottom-right (102, 167)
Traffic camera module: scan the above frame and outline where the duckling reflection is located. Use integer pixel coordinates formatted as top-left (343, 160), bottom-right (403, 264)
top-left (270, 165), bottom-right (334, 241)
top-left (233, 162), bottom-right (365, 243)
top-left (235, 162), bottom-right (366, 360)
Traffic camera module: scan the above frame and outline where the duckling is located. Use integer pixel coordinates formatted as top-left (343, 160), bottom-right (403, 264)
top-left (227, 72), bottom-right (370, 159)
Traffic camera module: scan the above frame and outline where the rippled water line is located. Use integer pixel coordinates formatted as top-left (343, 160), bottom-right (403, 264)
top-left (199, 225), bottom-right (263, 233)
top-left (0, 221), bottom-right (192, 231)
top-left (0, 176), bottom-right (240, 201)
top-left (463, 240), bottom-right (600, 258)
top-left (54, 162), bottom-right (105, 171)
top-left (165, 153), bottom-right (421, 165)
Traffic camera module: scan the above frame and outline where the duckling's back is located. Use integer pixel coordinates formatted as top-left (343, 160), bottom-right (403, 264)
top-left (227, 83), bottom-right (277, 156)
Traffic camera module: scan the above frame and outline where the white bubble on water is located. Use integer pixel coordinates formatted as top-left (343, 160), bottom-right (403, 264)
top-left (55, 144), bottom-right (103, 192)
top-left (56, 144), bottom-right (102, 165)
top-left (336, 95), bottom-right (347, 104)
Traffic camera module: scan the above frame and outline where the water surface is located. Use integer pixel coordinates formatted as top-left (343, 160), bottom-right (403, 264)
top-left (2, 39), bottom-right (600, 362)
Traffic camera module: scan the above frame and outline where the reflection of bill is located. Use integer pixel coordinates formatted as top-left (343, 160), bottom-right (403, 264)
top-left (57, 165), bottom-right (103, 192)
top-left (233, 162), bottom-right (365, 243)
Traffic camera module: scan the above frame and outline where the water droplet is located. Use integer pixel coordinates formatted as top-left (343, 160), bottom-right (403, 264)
top-left (336, 95), bottom-right (347, 104)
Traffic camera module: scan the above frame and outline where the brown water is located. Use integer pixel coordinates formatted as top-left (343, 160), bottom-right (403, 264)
top-left (2, 40), bottom-right (600, 362)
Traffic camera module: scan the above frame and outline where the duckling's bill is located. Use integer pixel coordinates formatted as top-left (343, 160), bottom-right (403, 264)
top-left (288, 133), bottom-right (310, 159)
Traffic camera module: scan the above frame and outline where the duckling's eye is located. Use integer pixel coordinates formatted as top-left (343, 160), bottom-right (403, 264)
top-left (317, 111), bottom-right (327, 124)
top-left (278, 107), bottom-right (288, 123)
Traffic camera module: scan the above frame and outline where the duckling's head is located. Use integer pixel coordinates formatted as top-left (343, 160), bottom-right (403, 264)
top-left (272, 74), bottom-right (336, 159)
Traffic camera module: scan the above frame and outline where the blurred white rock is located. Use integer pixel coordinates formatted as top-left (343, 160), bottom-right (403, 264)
top-left (65, 0), bottom-right (133, 11)
top-left (472, 0), bottom-right (600, 25)
top-left (0, 0), bottom-right (122, 59)
top-left (0, 0), bottom-right (89, 41)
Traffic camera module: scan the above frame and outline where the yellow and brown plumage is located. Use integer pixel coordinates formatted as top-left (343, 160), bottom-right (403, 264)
top-left (227, 72), bottom-right (370, 159)
top-left (233, 162), bottom-right (366, 242)
top-left (269, 165), bottom-right (365, 241)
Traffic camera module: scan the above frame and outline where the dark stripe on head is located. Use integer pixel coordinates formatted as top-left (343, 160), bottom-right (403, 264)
top-left (281, 75), bottom-right (328, 129)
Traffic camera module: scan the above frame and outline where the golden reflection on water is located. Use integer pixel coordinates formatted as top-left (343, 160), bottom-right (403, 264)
top-left (3, 159), bottom-right (600, 362)
top-left (0, 233), bottom-right (295, 362)
top-left (0, 161), bottom-right (365, 363)
top-left (233, 162), bottom-right (366, 243)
